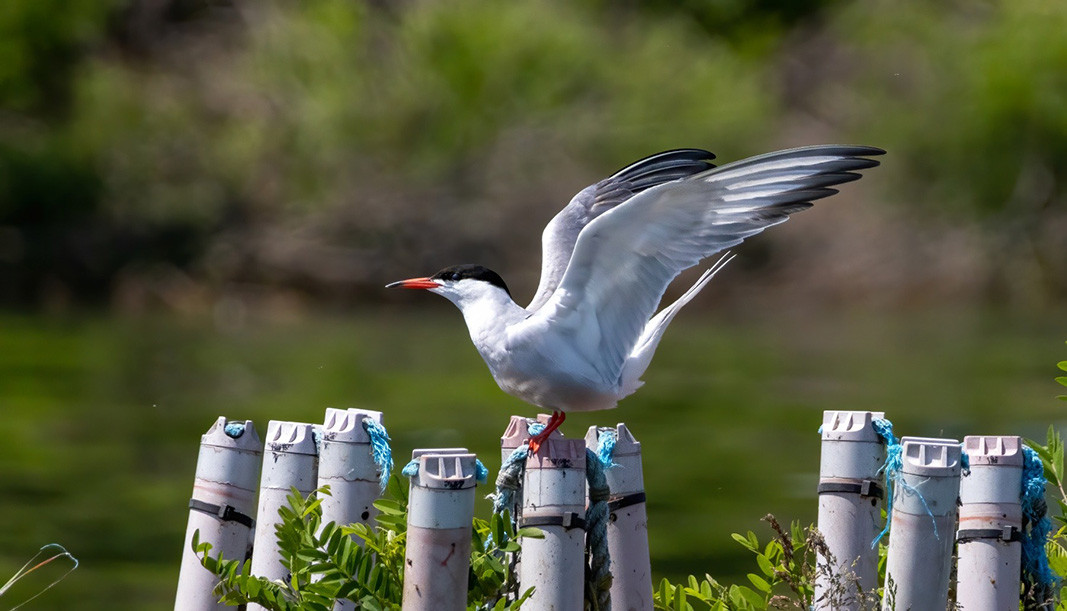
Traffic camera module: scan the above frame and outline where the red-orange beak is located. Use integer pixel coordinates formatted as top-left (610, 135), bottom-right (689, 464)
top-left (385, 277), bottom-right (440, 290)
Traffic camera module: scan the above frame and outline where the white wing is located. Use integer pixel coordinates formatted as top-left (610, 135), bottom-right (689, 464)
top-left (530, 144), bottom-right (884, 385)
top-left (526, 149), bottom-right (717, 311)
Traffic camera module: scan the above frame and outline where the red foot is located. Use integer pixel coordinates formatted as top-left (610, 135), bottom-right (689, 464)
top-left (528, 411), bottom-right (566, 454)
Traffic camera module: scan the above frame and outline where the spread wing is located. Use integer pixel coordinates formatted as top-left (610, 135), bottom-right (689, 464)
top-left (530, 144), bottom-right (884, 384)
top-left (526, 149), bottom-right (716, 311)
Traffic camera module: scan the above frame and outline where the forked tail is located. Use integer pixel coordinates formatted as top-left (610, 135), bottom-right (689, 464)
top-left (617, 253), bottom-right (735, 397)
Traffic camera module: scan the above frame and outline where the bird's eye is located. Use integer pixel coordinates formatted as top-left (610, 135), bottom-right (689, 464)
top-left (448, 272), bottom-right (460, 281)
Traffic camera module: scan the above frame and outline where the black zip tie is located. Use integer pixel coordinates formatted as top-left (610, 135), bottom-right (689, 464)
top-left (189, 499), bottom-right (255, 528)
top-left (817, 479), bottom-right (884, 500)
top-left (520, 512), bottom-right (587, 531)
top-left (957, 525), bottom-right (1021, 543)
top-left (607, 491), bottom-right (647, 512)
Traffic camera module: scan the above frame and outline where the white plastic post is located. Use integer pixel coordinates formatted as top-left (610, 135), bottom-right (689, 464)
top-left (882, 436), bottom-right (962, 611)
top-left (501, 414), bottom-right (534, 464)
top-left (175, 417), bottom-right (262, 611)
top-left (518, 436), bottom-right (587, 611)
top-left (956, 435), bottom-right (1024, 611)
top-left (318, 408), bottom-right (384, 530)
top-left (586, 423), bottom-right (653, 611)
top-left (248, 421), bottom-right (319, 611)
top-left (814, 410), bottom-right (886, 610)
top-left (401, 450), bottom-right (479, 611)
top-left (317, 408), bottom-right (385, 611)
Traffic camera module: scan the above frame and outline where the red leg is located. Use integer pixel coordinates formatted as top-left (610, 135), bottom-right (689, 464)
top-left (528, 410), bottom-right (566, 454)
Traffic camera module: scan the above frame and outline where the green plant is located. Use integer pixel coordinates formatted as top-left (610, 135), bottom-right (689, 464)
top-left (1012, 347), bottom-right (1067, 610)
top-left (653, 515), bottom-right (882, 610)
top-left (193, 476), bottom-right (536, 610)
top-left (1025, 425), bottom-right (1067, 610)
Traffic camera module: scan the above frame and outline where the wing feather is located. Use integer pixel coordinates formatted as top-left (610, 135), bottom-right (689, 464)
top-left (526, 149), bottom-right (716, 310)
top-left (532, 144), bottom-right (884, 385)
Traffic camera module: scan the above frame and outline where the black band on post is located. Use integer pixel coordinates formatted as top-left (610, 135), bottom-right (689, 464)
top-left (607, 492), bottom-right (647, 512)
top-left (520, 512), bottom-right (587, 531)
top-left (817, 479), bottom-right (884, 500)
top-left (957, 525), bottom-right (1020, 543)
top-left (189, 499), bottom-right (255, 528)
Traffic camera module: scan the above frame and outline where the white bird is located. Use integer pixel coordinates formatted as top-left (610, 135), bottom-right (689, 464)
top-left (388, 145), bottom-right (883, 450)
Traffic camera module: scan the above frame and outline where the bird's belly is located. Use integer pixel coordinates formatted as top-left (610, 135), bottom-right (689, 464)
top-left (491, 358), bottom-right (619, 412)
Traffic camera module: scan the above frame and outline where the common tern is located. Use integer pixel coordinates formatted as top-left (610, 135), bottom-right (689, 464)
top-left (388, 145), bottom-right (883, 450)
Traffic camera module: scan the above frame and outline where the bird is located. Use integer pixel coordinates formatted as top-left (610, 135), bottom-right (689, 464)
top-left (388, 145), bottom-right (884, 451)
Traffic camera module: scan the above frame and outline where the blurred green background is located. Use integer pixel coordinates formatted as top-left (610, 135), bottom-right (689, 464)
top-left (1, 0), bottom-right (1066, 608)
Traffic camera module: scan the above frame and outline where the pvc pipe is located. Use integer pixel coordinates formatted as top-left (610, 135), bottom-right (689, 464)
top-left (586, 423), bottom-right (652, 611)
top-left (882, 436), bottom-right (962, 611)
top-left (317, 408), bottom-right (385, 530)
top-left (248, 421), bottom-right (319, 611)
top-left (518, 437), bottom-right (587, 611)
top-left (402, 450), bottom-right (479, 611)
top-left (317, 408), bottom-right (385, 611)
top-left (501, 414), bottom-right (535, 465)
top-left (956, 435), bottom-right (1023, 611)
top-left (814, 410), bottom-right (886, 610)
top-left (175, 417), bottom-right (262, 611)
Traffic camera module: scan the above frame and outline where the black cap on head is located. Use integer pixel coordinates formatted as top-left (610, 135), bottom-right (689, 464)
top-left (431, 264), bottom-right (510, 296)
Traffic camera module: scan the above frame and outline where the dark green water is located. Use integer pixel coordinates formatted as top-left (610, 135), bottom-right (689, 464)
top-left (0, 307), bottom-right (1063, 608)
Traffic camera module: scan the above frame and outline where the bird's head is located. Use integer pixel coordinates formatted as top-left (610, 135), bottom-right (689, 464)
top-left (387, 264), bottom-right (512, 307)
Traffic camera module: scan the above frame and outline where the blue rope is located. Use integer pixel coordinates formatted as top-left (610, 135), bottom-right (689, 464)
top-left (401, 459), bottom-right (419, 478)
top-left (595, 428), bottom-right (618, 469)
top-left (870, 419), bottom-right (943, 545)
top-left (585, 446), bottom-right (612, 611)
top-left (960, 448), bottom-right (971, 476)
top-left (492, 420), bottom-right (545, 516)
top-left (401, 457), bottom-right (488, 484)
top-left (493, 443), bottom-right (530, 516)
top-left (362, 418), bottom-right (393, 492)
top-left (586, 428), bottom-right (617, 611)
top-left (1021, 446), bottom-right (1058, 600)
top-left (871, 418), bottom-right (902, 547)
top-left (223, 422), bottom-right (246, 438)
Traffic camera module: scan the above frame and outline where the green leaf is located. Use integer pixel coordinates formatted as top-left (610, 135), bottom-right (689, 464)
top-left (515, 527), bottom-right (544, 539)
top-left (731, 532), bottom-right (757, 552)
top-left (755, 553), bottom-right (775, 577)
top-left (747, 573), bottom-right (772, 593)
top-left (374, 499), bottom-right (406, 515)
top-left (673, 584), bottom-right (686, 611)
top-left (736, 585), bottom-right (765, 608)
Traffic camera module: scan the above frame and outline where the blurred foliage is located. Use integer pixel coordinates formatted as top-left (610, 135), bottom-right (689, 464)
top-left (1, 0), bottom-right (1064, 307)
top-left (837, 0), bottom-right (1067, 218)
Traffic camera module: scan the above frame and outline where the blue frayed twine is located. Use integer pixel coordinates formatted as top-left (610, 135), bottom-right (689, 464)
top-left (491, 419), bottom-right (555, 518)
top-left (585, 445), bottom-right (612, 611)
top-left (403, 457), bottom-right (487, 484)
top-left (872, 418), bottom-right (902, 547)
top-left (1021, 446), bottom-right (1058, 601)
top-left (870, 419), bottom-right (942, 546)
top-left (960, 449), bottom-right (971, 476)
top-left (362, 418), bottom-right (393, 492)
top-left (474, 459), bottom-right (489, 484)
top-left (223, 422), bottom-right (246, 439)
top-left (595, 427), bottom-right (618, 469)
top-left (401, 459), bottom-right (419, 478)
top-left (492, 442), bottom-right (530, 517)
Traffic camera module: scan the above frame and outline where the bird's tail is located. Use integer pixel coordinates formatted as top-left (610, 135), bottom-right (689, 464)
top-left (617, 253), bottom-right (735, 397)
